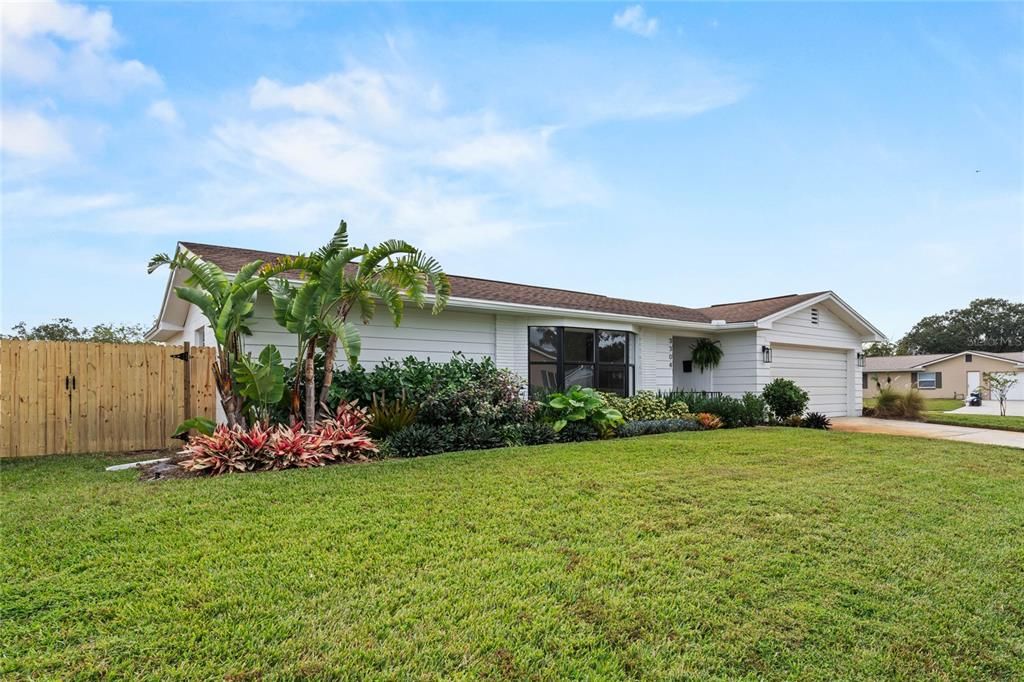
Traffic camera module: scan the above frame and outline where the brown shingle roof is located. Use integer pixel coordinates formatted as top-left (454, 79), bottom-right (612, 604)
top-left (178, 241), bottom-right (824, 325)
top-left (865, 351), bottom-right (1024, 372)
top-left (703, 292), bottom-right (829, 323)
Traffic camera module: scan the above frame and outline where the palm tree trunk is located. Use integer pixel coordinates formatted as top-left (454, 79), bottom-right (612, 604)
top-left (303, 339), bottom-right (317, 426)
top-left (316, 334), bottom-right (338, 420)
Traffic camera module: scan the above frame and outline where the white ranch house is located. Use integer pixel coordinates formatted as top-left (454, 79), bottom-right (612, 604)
top-left (148, 242), bottom-right (886, 418)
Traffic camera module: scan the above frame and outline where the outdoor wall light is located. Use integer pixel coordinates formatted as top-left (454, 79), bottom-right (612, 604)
top-left (761, 345), bottom-right (772, 363)
top-left (856, 352), bottom-right (865, 367)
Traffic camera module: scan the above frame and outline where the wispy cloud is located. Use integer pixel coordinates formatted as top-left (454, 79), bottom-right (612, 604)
top-left (613, 5), bottom-right (659, 38)
top-left (0, 108), bottom-right (73, 162)
top-left (1, 0), bottom-right (161, 98)
top-left (147, 100), bottom-right (181, 127)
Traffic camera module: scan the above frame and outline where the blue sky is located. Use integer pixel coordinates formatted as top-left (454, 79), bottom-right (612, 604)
top-left (2, 2), bottom-right (1021, 339)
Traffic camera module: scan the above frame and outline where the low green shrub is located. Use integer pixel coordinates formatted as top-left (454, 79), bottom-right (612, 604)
top-left (668, 393), bottom-right (766, 428)
top-left (519, 421), bottom-right (558, 446)
top-left (617, 418), bottom-right (700, 438)
top-left (604, 391), bottom-right (689, 422)
top-left (762, 379), bottom-right (809, 420)
top-left (739, 392), bottom-right (769, 426)
top-left (557, 421), bottom-right (601, 442)
top-left (384, 424), bottom-right (450, 458)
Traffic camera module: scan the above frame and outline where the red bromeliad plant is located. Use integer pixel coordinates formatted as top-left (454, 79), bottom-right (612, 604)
top-left (695, 412), bottom-right (723, 430)
top-left (265, 424), bottom-right (324, 470)
top-left (179, 425), bottom-right (250, 475)
top-left (317, 401), bottom-right (377, 462)
top-left (178, 401), bottom-right (377, 475)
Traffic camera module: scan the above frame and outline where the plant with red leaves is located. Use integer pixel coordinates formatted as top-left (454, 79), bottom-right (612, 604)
top-left (316, 400), bottom-right (377, 462)
top-left (695, 412), bottom-right (723, 430)
top-left (179, 402), bottom-right (378, 475)
top-left (262, 424), bottom-right (324, 469)
top-left (179, 425), bottom-right (249, 475)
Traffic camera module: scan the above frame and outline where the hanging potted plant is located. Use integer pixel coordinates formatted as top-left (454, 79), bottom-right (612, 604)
top-left (690, 338), bottom-right (723, 373)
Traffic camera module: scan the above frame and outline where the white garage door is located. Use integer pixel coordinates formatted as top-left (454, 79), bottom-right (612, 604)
top-left (988, 372), bottom-right (1024, 401)
top-left (772, 345), bottom-right (850, 417)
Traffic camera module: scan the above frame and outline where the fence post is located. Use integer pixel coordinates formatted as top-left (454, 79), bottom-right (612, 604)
top-left (183, 342), bottom-right (192, 420)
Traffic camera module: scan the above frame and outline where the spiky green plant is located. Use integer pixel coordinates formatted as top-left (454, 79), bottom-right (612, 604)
top-left (148, 250), bottom-right (277, 427)
top-left (266, 220), bottom-right (451, 424)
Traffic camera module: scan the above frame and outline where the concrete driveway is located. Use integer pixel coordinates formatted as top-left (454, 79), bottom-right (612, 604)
top-left (947, 400), bottom-right (1024, 416)
top-left (832, 417), bottom-right (1024, 449)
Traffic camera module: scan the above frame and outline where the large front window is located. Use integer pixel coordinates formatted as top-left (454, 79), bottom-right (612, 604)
top-left (528, 326), bottom-right (636, 397)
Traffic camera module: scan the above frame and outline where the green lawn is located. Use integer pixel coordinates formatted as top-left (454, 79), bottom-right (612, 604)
top-left (922, 412), bottom-right (1024, 432)
top-left (4, 430), bottom-right (1023, 679)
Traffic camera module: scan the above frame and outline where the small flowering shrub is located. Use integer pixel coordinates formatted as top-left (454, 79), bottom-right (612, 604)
top-left (695, 413), bottom-right (723, 430)
top-left (179, 402), bottom-right (376, 475)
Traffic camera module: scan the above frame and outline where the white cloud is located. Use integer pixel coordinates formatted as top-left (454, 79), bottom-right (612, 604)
top-left (147, 100), bottom-right (182, 127)
top-left (0, 108), bottom-right (73, 161)
top-left (613, 5), bottom-right (659, 38)
top-left (437, 129), bottom-right (553, 170)
top-left (1, 0), bottom-right (160, 98)
top-left (250, 67), bottom-right (429, 124)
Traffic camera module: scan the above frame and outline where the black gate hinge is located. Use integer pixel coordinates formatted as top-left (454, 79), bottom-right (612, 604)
top-left (171, 350), bottom-right (190, 361)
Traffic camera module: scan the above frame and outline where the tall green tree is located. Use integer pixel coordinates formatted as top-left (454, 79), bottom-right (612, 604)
top-left (148, 251), bottom-right (283, 427)
top-left (267, 221), bottom-right (451, 424)
top-left (898, 298), bottom-right (1024, 354)
top-left (6, 318), bottom-right (146, 343)
top-left (862, 341), bottom-right (897, 357)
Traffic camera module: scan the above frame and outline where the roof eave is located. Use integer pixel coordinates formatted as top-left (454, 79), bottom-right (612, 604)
top-left (756, 291), bottom-right (886, 342)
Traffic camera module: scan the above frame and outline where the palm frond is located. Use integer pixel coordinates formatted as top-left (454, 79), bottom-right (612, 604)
top-left (357, 240), bottom-right (417, 277)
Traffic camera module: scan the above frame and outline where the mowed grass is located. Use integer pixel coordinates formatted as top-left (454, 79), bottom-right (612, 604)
top-left (3, 430), bottom-right (1023, 680)
top-left (922, 413), bottom-right (1024, 432)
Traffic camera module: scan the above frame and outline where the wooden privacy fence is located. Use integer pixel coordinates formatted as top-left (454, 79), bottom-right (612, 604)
top-left (0, 340), bottom-right (217, 458)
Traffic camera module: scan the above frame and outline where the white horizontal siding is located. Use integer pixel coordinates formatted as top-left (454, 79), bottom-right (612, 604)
top-left (637, 327), bottom-right (672, 392)
top-left (766, 302), bottom-right (863, 349)
top-left (241, 294), bottom-right (497, 368)
top-left (712, 331), bottom-right (759, 397)
top-left (495, 315), bottom-right (528, 382)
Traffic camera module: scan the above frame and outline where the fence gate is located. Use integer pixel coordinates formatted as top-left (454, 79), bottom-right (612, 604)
top-left (0, 340), bottom-right (216, 458)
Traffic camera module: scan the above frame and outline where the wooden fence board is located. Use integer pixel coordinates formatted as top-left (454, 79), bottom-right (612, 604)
top-left (0, 340), bottom-right (216, 457)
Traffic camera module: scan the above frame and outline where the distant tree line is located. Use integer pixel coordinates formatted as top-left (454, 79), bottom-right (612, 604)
top-left (4, 318), bottom-right (147, 344)
top-left (865, 298), bottom-right (1024, 356)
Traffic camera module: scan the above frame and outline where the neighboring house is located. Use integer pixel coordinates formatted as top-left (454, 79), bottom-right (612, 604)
top-left (147, 242), bottom-right (886, 417)
top-left (864, 351), bottom-right (1024, 400)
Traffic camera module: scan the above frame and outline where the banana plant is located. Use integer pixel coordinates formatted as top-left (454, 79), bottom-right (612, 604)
top-left (266, 220), bottom-right (452, 424)
top-left (148, 250), bottom-right (274, 428)
top-left (234, 345), bottom-right (286, 424)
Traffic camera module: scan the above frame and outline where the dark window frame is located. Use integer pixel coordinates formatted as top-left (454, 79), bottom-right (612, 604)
top-left (528, 326), bottom-right (636, 397)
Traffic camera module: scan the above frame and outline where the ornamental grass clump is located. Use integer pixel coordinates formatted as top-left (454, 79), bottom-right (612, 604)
top-left (871, 388), bottom-right (924, 420)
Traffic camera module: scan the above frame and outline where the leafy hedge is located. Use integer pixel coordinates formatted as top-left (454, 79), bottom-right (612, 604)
top-left (670, 392), bottom-right (768, 428)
